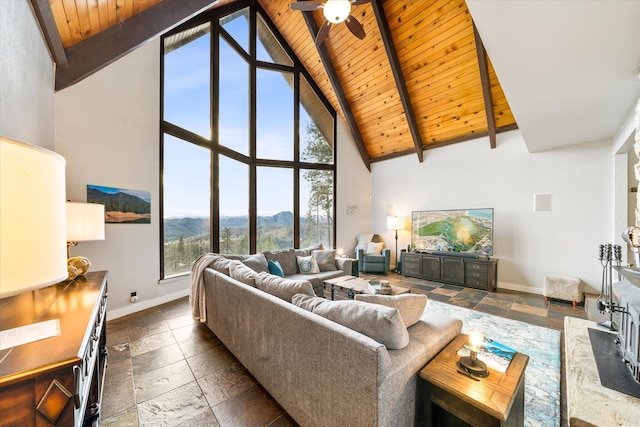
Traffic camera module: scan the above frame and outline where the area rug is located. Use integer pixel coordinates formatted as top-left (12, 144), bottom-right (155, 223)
top-left (428, 300), bottom-right (561, 427)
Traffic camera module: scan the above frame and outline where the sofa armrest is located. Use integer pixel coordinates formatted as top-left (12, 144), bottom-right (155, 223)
top-left (335, 257), bottom-right (353, 275)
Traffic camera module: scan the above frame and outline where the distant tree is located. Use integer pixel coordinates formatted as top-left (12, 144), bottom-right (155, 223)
top-left (237, 233), bottom-right (249, 254)
top-left (302, 122), bottom-right (333, 247)
top-left (221, 227), bottom-right (233, 253)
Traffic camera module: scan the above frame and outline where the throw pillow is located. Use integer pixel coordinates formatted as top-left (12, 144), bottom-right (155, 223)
top-left (365, 242), bottom-right (384, 255)
top-left (292, 293), bottom-right (409, 349)
top-left (296, 255), bottom-right (320, 274)
top-left (263, 249), bottom-right (297, 275)
top-left (354, 294), bottom-right (427, 327)
top-left (312, 249), bottom-right (337, 271)
top-left (355, 233), bottom-right (374, 253)
top-left (256, 272), bottom-right (315, 302)
top-left (242, 253), bottom-right (269, 273)
top-left (267, 260), bottom-right (285, 277)
top-left (229, 261), bottom-right (259, 287)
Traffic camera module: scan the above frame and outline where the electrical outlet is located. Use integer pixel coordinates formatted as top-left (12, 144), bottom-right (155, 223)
top-left (130, 292), bottom-right (138, 303)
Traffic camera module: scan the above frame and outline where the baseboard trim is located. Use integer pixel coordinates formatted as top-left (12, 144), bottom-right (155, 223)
top-left (497, 282), bottom-right (543, 295)
top-left (107, 288), bottom-right (190, 321)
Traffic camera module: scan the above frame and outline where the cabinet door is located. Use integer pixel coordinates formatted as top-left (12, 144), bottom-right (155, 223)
top-left (421, 256), bottom-right (441, 280)
top-left (441, 258), bottom-right (464, 284)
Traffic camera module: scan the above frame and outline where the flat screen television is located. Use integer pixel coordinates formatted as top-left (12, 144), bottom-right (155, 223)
top-left (411, 208), bottom-right (494, 256)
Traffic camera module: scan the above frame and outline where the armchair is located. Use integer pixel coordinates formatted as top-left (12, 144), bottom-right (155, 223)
top-left (355, 234), bottom-right (391, 273)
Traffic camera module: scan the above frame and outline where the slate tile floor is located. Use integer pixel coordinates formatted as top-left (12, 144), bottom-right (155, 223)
top-left (101, 273), bottom-right (588, 426)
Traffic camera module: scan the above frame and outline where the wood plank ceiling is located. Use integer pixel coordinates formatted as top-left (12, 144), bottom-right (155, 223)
top-left (39, 0), bottom-right (517, 167)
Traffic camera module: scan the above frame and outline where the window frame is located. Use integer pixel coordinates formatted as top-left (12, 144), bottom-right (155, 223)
top-left (160, 1), bottom-right (337, 279)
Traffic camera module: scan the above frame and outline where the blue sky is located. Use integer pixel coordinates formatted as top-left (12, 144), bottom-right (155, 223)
top-left (163, 13), bottom-right (317, 218)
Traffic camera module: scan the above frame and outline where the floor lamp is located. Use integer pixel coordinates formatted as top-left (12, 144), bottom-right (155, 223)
top-left (387, 216), bottom-right (403, 273)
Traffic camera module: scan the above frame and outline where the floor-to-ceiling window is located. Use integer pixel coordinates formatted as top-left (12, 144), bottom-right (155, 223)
top-left (160, 2), bottom-right (336, 278)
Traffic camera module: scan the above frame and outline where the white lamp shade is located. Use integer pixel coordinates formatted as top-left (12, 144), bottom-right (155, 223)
top-left (323, 0), bottom-right (351, 24)
top-left (1, 137), bottom-right (68, 298)
top-left (67, 202), bottom-right (105, 242)
top-left (387, 216), bottom-right (404, 231)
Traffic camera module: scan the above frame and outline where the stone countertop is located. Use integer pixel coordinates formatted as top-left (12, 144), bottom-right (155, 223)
top-left (564, 316), bottom-right (640, 426)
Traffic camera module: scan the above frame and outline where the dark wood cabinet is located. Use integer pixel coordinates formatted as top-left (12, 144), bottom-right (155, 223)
top-left (402, 252), bottom-right (498, 291)
top-left (0, 271), bottom-right (108, 427)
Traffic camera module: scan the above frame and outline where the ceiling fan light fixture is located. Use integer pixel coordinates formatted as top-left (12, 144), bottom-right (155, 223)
top-left (323, 0), bottom-right (351, 24)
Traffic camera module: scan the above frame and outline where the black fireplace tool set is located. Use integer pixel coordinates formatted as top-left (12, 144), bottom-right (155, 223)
top-left (596, 243), bottom-right (624, 331)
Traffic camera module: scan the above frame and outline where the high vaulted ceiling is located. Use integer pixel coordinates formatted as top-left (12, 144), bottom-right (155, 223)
top-left (32, 0), bottom-right (639, 167)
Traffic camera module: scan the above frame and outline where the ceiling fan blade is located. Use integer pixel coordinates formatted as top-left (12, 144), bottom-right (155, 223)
top-left (351, 0), bottom-right (372, 5)
top-left (315, 21), bottom-right (332, 47)
top-left (289, 1), bottom-right (323, 11)
top-left (345, 15), bottom-right (366, 39)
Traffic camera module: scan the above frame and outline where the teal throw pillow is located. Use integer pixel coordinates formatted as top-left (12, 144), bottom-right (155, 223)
top-left (268, 259), bottom-right (285, 277)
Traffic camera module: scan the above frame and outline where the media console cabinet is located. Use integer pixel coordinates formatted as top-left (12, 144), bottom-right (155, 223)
top-left (0, 271), bottom-right (108, 427)
top-left (402, 252), bottom-right (498, 291)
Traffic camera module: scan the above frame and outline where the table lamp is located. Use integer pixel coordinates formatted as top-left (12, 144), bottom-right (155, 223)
top-left (0, 137), bottom-right (68, 298)
top-left (66, 202), bottom-right (105, 279)
top-left (458, 330), bottom-right (489, 377)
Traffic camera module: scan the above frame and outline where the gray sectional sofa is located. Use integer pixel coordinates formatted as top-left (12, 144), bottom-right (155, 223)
top-left (190, 249), bottom-right (462, 427)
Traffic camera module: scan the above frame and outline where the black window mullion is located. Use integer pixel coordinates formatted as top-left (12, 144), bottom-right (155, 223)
top-left (211, 18), bottom-right (219, 253)
top-left (248, 4), bottom-right (257, 254)
top-left (293, 71), bottom-right (300, 247)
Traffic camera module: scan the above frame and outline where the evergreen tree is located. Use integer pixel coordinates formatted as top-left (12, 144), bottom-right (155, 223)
top-left (221, 227), bottom-right (233, 253)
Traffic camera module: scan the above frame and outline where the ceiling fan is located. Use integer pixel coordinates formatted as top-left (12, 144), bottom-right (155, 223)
top-left (289, 0), bottom-right (371, 47)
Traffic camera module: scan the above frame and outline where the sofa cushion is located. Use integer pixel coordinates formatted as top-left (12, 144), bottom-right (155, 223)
top-left (263, 249), bottom-right (297, 275)
top-left (296, 255), bottom-right (320, 274)
top-left (268, 260), bottom-right (285, 278)
top-left (256, 272), bottom-right (315, 302)
top-left (365, 242), bottom-right (384, 255)
top-left (312, 249), bottom-right (336, 272)
top-left (295, 243), bottom-right (324, 259)
top-left (229, 261), bottom-right (259, 287)
top-left (209, 255), bottom-right (234, 275)
top-left (355, 294), bottom-right (427, 327)
top-left (292, 294), bottom-right (409, 349)
top-left (242, 253), bottom-right (269, 273)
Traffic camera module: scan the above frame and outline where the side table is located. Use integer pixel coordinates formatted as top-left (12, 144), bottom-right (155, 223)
top-left (419, 334), bottom-right (529, 427)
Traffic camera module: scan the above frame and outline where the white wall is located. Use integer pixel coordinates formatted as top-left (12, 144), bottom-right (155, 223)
top-left (371, 131), bottom-right (612, 294)
top-left (0, 0), bottom-right (54, 149)
top-left (335, 119), bottom-right (372, 256)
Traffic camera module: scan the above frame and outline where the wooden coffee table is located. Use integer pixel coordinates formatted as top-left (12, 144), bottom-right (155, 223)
top-left (322, 276), bottom-right (410, 300)
top-left (419, 334), bottom-right (529, 427)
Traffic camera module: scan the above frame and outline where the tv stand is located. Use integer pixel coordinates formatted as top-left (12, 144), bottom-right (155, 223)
top-left (402, 252), bottom-right (497, 291)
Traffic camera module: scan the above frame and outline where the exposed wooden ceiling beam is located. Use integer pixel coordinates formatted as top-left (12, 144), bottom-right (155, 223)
top-left (473, 22), bottom-right (497, 149)
top-left (29, 0), bottom-right (67, 67)
top-left (371, 0), bottom-right (423, 162)
top-left (300, 9), bottom-right (371, 171)
top-left (55, 0), bottom-right (222, 91)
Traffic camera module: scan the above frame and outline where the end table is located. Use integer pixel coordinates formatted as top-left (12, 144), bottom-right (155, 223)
top-left (419, 334), bottom-right (529, 427)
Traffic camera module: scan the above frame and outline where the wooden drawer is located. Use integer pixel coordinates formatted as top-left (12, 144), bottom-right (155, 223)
top-left (465, 262), bottom-right (488, 273)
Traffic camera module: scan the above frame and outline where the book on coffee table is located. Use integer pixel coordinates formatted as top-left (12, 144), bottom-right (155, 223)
top-left (456, 337), bottom-right (516, 373)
